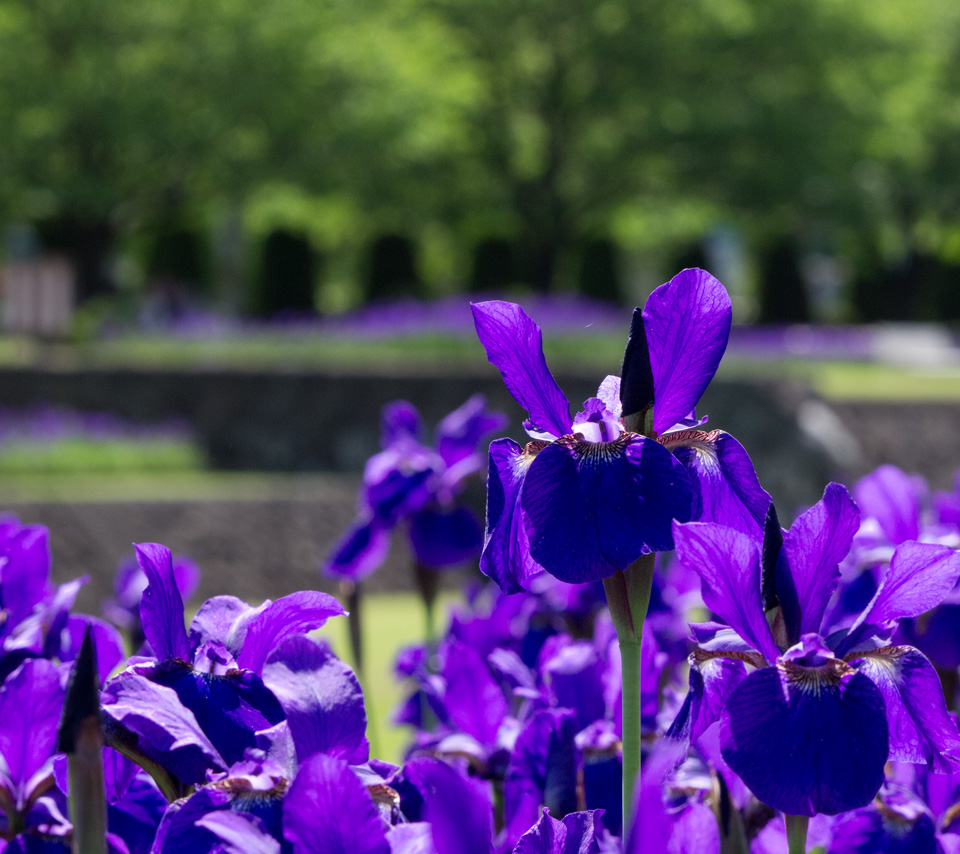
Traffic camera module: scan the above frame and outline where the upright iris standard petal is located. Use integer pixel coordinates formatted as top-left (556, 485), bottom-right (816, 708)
top-left (136, 543), bottom-right (191, 662)
top-left (0, 659), bottom-right (64, 810)
top-left (188, 595), bottom-right (255, 651)
top-left (672, 522), bottom-right (781, 666)
top-left (236, 591), bottom-right (346, 675)
top-left (471, 301), bottom-right (571, 438)
top-left (775, 483), bottom-right (860, 643)
top-left (435, 393), bottom-right (507, 469)
top-left (440, 640), bottom-right (508, 748)
top-left (849, 647), bottom-right (960, 772)
top-left (409, 758), bottom-right (494, 854)
top-left (641, 269), bottom-right (732, 435)
top-left (381, 401), bottom-right (423, 447)
top-left (838, 542), bottom-right (960, 656)
top-left (0, 522), bottom-right (50, 628)
top-left (720, 660), bottom-right (888, 816)
top-left (503, 709), bottom-right (579, 846)
top-left (854, 464), bottom-right (923, 544)
top-left (261, 636), bottom-right (368, 764)
top-left (665, 431), bottom-right (771, 536)
top-left (521, 434), bottom-right (692, 584)
top-left (480, 438), bottom-right (545, 593)
top-left (283, 754), bottom-right (390, 854)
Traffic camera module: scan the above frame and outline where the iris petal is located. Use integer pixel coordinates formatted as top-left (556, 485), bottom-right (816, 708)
top-left (262, 636), bottom-right (368, 764)
top-left (471, 301), bottom-right (571, 438)
top-left (522, 434), bottom-right (692, 584)
top-left (283, 754), bottom-right (390, 854)
top-left (720, 662), bottom-right (888, 816)
top-left (642, 269), bottom-right (731, 435)
top-left (854, 464), bottom-right (924, 545)
top-left (480, 438), bottom-right (544, 593)
top-left (667, 430), bottom-right (770, 536)
top-left (775, 483), bottom-right (860, 645)
top-left (135, 543), bottom-right (191, 663)
top-left (673, 522), bottom-right (781, 666)
top-left (850, 646), bottom-right (960, 772)
top-left (837, 541), bottom-right (960, 656)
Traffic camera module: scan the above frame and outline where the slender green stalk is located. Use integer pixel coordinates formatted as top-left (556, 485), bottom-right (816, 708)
top-left (602, 551), bottom-right (656, 841)
top-left (619, 635), bottom-right (642, 823)
top-left (785, 814), bottom-right (809, 854)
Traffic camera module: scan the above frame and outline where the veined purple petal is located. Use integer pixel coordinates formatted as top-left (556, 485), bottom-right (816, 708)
top-left (0, 659), bottom-right (64, 810)
top-left (409, 506), bottom-right (482, 569)
top-left (666, 652), bottom-right (748, 750)
top-left (642, 269), bottom-right (731, 435)
top-left (854, 465), bottom-right (924, 545)
top-left (196, 811), bottom-right (281, 854)
top-left (435, 394), bottom-right (506, 470)
top-left (387, 823), bottom-right (435, 854)
top-left (672, 522), bottom-right (780, 666)
top-left (513, 808), bottom-right (603, 854)
top-left (623, 741), bottom-right (687, 854)
top-left (188, 596), bottom-right (256, 653)
top-left (667, 431), bottom-right (770, 536)
top-left (850, 647), bottom-right (960, 772)
top-left (323, 517), bottom-right (392, 581)
top-left (135, 543), bottom-right (191, 662)
top-left (101, 671), bottom-right (225, 786)
top-left (406, 758), bottom-right (493, 854)
top-left (541, 637), bottom-right (606, 732)
top-left (775, 483), bottom-right (860, 644)
top-left (837, 542), bottom-right (960, 657)
top-left (471, 301), bottom-right (571, 438)
top-left (283, 754), bottom-right (390, 854)
top-left (237, 591), bottom-right (346, 676)
top-left (261, 636), bottom-right (368, 764)
top-left (381, 401), bottom-right (423, 448)
top-left (480, 438), bottom-right (544, 593)
top-left (670, 801), bottom-right (720, 854)
top-left (720, 662), bottom-right (888, 815)
top-left (0, 522), bottom-right (51, 628)
top-left (503, 709), bottom-right (579, 847)
top-left (145, 662), bottom-right (285, 768)
top-left (440, 640), bottom-right (507, 748)
top-left (522, 434), bottom-right (692, 584)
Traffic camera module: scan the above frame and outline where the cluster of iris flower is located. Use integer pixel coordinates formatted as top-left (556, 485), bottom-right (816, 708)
top-left (5, 268), bottom-right (960, 854)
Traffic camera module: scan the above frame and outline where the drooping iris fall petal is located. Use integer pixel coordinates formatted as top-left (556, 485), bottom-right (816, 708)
top-left (521, 434), bottom-right (692, 584)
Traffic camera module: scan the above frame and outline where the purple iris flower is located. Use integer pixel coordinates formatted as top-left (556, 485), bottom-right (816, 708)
top-left (0, 517), bottom-right (122, 685)
top-left (102, 543), bottom-right (345, 796)
top-left (841, 465), bottom-right (960, 675)
top-left (472, 268), bottom-right (770, 591)
top-left (669, 482), bottom-right (960, 816)
top-left (324, 395), bottom-right (506, 580)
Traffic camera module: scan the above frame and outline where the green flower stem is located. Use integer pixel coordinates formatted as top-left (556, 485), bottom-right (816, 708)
top-left (785, 814), bottom-right (809, 854)
top-left (602, 551), bottom-right (656, 842)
